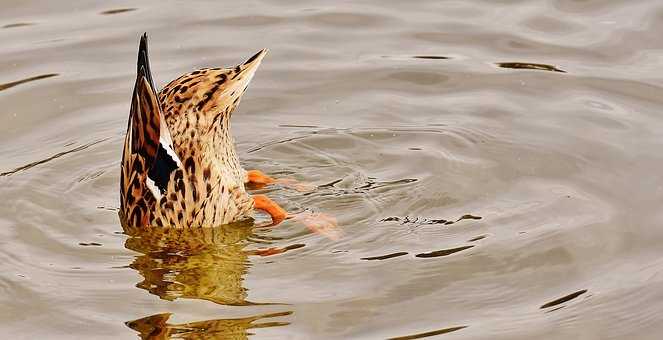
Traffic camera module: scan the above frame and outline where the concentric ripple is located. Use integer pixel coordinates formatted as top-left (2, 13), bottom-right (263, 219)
top-left (2, 0), bottom-right (663, 339)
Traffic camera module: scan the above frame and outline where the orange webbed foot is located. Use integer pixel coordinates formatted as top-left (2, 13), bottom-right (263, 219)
top-left (291, 212), bottom-right (341, 240)
top-left (252, 194), bottom-right (341, 240)
top-left (246, 170), bottom-right (315, 193)
top-left (274, 178), bottom-right (316, 193)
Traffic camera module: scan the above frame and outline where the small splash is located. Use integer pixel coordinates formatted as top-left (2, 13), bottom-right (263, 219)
top-left (0, 73), bottom-right (58, 92)
top-left (100, 8), bottom-right (137, 15)
top-left (380, 214), bottom-right (481, 226)
top-left (79, 242), bottom-right (102, 247)
top-left (496, 62), bottom-right (566, 73)
top-left (361, 252), bottom-right (409, 261)
top-left (415, 245), bottom-right (474, 258)
top-left (540, 289), bottom-right (588, 309)
top-left (388, 325), bottom-right (468, 340)
top-left (2, 22), bottom-right (34, 29)
top-left (311, 177), bottom-right (418, 197)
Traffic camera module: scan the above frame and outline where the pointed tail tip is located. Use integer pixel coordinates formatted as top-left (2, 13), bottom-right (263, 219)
top-left (139, 32), bottom-right (149, 50)
top-left (243, 48), bottom-right (269, 67)
top-left (137, 32), bottom-right (155, 90)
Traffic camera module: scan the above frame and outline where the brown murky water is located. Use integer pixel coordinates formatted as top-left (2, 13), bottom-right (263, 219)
top-left (2, 1), bottom-right (663, 339)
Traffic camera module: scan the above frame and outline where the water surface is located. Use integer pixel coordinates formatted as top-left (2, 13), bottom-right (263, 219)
top-left (2, 1), bottom-right (663, 339)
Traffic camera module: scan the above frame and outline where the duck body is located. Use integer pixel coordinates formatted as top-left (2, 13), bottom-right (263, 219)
top-left (120, 33), bottom-right (268, 229)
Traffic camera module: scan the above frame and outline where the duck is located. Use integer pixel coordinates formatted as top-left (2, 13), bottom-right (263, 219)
top-left (119, 33), bottom-right (337, 237)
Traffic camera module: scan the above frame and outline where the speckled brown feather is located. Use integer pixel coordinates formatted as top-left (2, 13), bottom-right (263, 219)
top-left (120, 33), bottom-right (268, 229)
top-left (119, 77), bottom-right (160, 228)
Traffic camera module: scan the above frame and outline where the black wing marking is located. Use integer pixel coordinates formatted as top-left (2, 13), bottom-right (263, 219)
top-left (148, 143), bottom-right (180, 195)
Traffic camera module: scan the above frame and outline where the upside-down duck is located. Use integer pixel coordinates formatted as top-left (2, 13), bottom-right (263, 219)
top-left (119, 33), bottom-right (336, 237)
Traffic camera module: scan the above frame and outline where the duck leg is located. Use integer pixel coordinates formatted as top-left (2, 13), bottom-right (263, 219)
top-left (252, 194), bottom-right (287, 225)
top-left (245, 170), bottom-right (315, 192)
top-left (246, 170), bottom-right (275, 186)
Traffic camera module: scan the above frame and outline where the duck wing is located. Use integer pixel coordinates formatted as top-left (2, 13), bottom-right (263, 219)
top-left (120, 33), bottom-right (181, 227)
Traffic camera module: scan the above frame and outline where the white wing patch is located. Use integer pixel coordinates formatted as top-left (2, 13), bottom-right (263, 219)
top-left (159, 118), bottom-right (182, 167)
top-left (146, 176), bottom-right (162, 200)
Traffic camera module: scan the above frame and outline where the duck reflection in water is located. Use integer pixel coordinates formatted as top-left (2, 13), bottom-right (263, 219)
top-left (125, 221), bottom-right (256, 305)
top-left (123, 222), bottom-right (293, 338)
top-left (126, 311), bottom-right (291, 340)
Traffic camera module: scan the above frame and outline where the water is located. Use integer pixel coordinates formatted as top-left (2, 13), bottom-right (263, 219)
top-left (2, 1), bottom-right (663, 339)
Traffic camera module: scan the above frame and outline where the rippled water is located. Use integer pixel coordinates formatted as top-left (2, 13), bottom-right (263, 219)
top-left (3, 1), bottom-right (663, 339)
